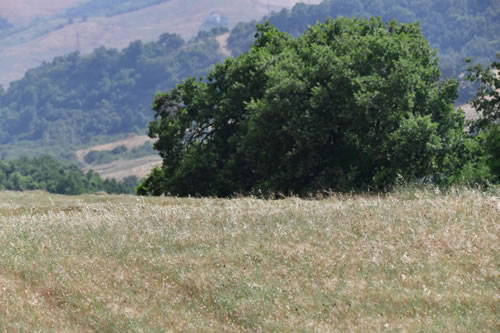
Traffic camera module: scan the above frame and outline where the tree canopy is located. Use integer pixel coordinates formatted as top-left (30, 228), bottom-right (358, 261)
top-left (139, 17), bottom-right (470, 197)
top-left (466, 55), bottom-right (500, 130)
top-left (228, 0), bottom-right (499, 102)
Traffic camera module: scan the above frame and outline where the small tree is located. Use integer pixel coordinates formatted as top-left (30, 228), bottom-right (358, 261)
top-left (140, 17), bottom-right (466, 196)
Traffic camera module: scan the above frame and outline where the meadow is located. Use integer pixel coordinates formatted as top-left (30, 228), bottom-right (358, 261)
top-left (0, 188), bottom-right (498, 331)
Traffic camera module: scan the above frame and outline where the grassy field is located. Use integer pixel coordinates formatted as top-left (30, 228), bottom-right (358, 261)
top-left (0, 188), bottom-right (498, 331)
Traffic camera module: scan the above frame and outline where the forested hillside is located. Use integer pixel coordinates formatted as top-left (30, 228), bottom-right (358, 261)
top-left (0, 0), bottom-right (316, 86)
top-left (0, 29), bottom-right (227, 159)
top-left (0, 155), bottom-right (137, 194)
top-left (228, 0), bottom-right (499, 101)
top-left (0, 0), bottom-right (497, 162)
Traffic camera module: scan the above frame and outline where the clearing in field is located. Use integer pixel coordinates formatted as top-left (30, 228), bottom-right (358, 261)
top-left (0, 188), bottom-right (498, 331)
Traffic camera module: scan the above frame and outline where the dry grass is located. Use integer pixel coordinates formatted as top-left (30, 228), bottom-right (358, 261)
top-left (0, 188), bottom-right (498, 331)
top-left (0, 0), bottom-right (84, 25)
top-left (460, 103), bottom-right (479, 121)
top-left (216, 32), bottom-right (232, 57)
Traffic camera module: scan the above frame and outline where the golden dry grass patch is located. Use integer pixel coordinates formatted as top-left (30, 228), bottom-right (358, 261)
top-left (0, 188), bottom-right (498, 331)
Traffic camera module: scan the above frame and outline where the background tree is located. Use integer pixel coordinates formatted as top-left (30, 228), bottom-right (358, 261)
top-left (466, 55), bottom-right (500, 130)
top-left (465, 55), bottom-right (500, 181)
top-left (140, 18), bottom-right (469, 196)
top-left (227, 0), bottom-right (499, 103)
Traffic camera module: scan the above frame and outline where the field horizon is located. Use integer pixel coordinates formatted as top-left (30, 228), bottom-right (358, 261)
top-left (0, 187), bottom-right (498, 331)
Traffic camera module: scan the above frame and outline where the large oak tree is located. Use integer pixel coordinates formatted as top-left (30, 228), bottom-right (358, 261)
top-left (139, 17), bottom-right (467, 196)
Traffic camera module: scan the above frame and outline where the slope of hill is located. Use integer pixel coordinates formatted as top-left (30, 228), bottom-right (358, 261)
top-left (0, 0), bottom-right (321, 87)
top-left (0, 28), bottom-right (227, 160)
top-left (0, 155), bottom-right (136, 194)
top-left (75, 135), bottom-right (161, 180)
top-left (0, 0), bottom-right (497, 180)
top-left (0, 0), bottom-right (83, 25)
top-left (227, 0), bottom-right (499, 102)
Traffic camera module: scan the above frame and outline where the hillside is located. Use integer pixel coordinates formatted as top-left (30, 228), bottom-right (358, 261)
top-left (0, 0), bottom-right (498, 179)
top-left (0, 0), bottom-right (321, 87)
top-left (227, 0), bottom-right (499, 103)
top-left (0, 188), bottom-right (498, 330)
top-left (0, 0), bottom-right (83, 25)
top-left (0, 28), bottom-right (228, 160)
top-left (0, 155), bottom-right (136, 194)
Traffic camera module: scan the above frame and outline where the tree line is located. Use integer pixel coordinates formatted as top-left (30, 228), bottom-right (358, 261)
top-left (0, 155), bottom-right (137, 195)
top-left (1, 0), bottom-right (498, 162)
top-left (0, 28), bottom-right (227, 160)
top-left (228, 0), bottom-right (499, 103)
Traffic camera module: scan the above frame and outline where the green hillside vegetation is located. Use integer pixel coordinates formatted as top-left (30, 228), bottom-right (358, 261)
top-left (228, 0), bottom-right (499, 102)
top-left (0, 155), bottom-right (137, 194)
top-left (139, 18), bottom-right (498, 197)
top-left (0, 28), bottom-right (227, 159)
top-left (0, 0), bottom-right (497, 162)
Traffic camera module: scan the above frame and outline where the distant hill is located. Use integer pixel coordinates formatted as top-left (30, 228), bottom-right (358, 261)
top-left (0, 0), bottom-right (83, 25)
top-left (75, 135), bottom-right (161, 180)
top-left (0, 28), bottom-right (228, 160)
top-left (0, 0), bottom-right (321, 87)
top-left (0, 0), bottom-right (497, 176)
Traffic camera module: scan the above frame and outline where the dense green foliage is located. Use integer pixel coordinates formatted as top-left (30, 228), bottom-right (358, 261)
top-left (466, 55), bottom-right (500, 130)
top-left (0, 30), bottom-right (226, 159)
top-left (1, 0), bottom-right (497, 161)
top-left (0, 155), bottom-right (137, 194)
top-left (466, 56), bottom-right (500, 182)
top-left (139, 18), bottom-right (474, 197)
top-left (228, 0), bottom-right (499, 101)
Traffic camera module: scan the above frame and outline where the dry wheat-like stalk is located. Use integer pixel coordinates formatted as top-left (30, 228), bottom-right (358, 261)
top-left (0, 188), bottom-right (498, 331)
